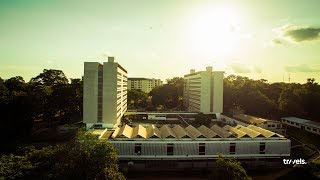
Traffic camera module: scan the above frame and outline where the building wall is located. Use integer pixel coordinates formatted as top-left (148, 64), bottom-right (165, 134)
top-left (281, 119), bottom-right (320, 135)
top-left (200, 71), bottom-right (211, 113)
top-left (83, 62), bottom-right (99, 124)
top-left (102, 61), bottom-right (117, 127)
top-left (184, 73), bottom-right (201, 112)
top-left (83, 58), bottom-right (127, 129)
top-left (212, 71), bottom-right (224, 114)
top-left (183, 67), bottom-right (224, 114)
top-left (128, 78), bottom-right (163, 93)
top-left (110, 140), bottom-right (290, 159)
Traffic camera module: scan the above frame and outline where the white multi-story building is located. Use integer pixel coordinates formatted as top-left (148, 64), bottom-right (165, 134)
top-left (128, 78), bottom-right (163, 93)
top-left (183, 67), bottom-right (224, 114)
top-left (83, 57), bottom-right (127, 129)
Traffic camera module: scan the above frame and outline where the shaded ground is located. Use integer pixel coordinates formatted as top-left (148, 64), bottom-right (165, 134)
top-left (126, 167), bottom-right (295, 180)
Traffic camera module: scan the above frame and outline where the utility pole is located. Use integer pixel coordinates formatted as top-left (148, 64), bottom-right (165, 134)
top-left (288, 74), bottom-right (291, 83)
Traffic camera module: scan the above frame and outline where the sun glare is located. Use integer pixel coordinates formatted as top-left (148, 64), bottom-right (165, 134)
top-left (187, 6), bottom-right (242, 60)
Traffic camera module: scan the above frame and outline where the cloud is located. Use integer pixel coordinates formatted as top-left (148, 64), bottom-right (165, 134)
top-left (285, 64), bottom-right (320, 72)
top-left (272, 38), bottom-right (283, 45)
top-left (228, 63), bottom-right (250, 74)
top-left (228, 63), bottom-right (263, 74)
top-left (276, 24), bottom-right (320, 42)
top-left (229, 63), bottom-right (262, 74)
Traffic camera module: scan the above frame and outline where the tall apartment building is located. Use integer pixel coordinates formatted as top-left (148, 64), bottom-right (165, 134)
top-left (183, 67), bottom-right (224, 114)
top-left (83, 57), bottom-right (127, 129)
top-left (128, 78), bottom-right (163, 93)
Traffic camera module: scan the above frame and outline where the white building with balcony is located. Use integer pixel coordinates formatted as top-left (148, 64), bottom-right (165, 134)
top-left (83, 57), bottom-right (127, 129)
top-left (183, 67), bottom-right (224, 114)
top-left (128, 78), bottom-right (163, 93)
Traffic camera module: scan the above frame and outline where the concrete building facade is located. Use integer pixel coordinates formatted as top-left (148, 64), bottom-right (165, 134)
top-left (128, 78), bottom-right (163, 93)
top-left (83, 57), bottom-right (127, 129)
top-left (97, 124), bottom-right (290, 169)
top-left (183, 67), bottom-right (224, 114)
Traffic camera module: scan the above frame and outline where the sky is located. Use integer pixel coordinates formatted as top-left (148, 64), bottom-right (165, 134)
top-left (1, 0), bottom-right (320, 83)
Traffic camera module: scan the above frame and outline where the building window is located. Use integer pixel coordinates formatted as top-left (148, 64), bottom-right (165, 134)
top-left (307, 127), bottom-right (311, 130)
top-left (199, 143), bottom-right (205, 155)
top-left (167, 143), bottom-right (174, 156)
top-left (259, 142), bottom-right (266, 154)
top-left (134, 143), bottom-right (141, 155)
top-left (313, 128), bottom-right (317, 132)
top-left (229, 143), bottom-right (236, 155)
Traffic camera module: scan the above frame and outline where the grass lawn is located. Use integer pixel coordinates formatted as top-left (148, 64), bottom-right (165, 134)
top-left (287, 126), bottom-right (320, 149)
top-left (291, 145), bottom-right (315, 159)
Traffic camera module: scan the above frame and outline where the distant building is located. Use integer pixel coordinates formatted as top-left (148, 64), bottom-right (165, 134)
top-left (221, 114), bottom-right (286, 135)
top-left (128, 78), bottom-right (163, 93)
top-left (281, 117), bottom-right (320, 135)
top-left (183, 67), bottom-right (224, 114)
top-left (97, 123), bottom-right (290, 168)
top-left (83, 57), bottom-right (127, 129)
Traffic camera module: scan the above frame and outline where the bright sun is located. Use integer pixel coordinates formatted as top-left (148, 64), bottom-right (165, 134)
top-left (187, 6), bottom-right (242, 60)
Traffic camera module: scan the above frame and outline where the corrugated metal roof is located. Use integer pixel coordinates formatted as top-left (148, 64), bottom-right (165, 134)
top-left (112, 126), bottom-right (125, 138)
top-left (185, 125), bottom-right (203, 139)
top-left (172, 125), bottom-right (192, 139)
top-left (108, 124), bottom-right (285, 140)
top-left (122, 125), bottom-right (138, 139)
top-left (145, 125), bottom-right (161, 138)
top-left (210, 125), bottom-right (234, 138)
top-left (160, 125), bottom-right (177, 138)
top-left (247, 125), bottom-right (283, 138)
top-left (223, 125), bottom-right (249, 138)
top-left (137, 125), bottom-right (148, 139)
top-left (235, 125), bottom-right (263, 138)
top-left (233, 114), bottom-right (267, 125)
top-left (197, 125), bottom-right (219, 138)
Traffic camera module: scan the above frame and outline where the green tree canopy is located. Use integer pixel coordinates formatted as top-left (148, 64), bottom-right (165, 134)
top-left (150, 77), bottom-right (184, 110)
top-left (209, 155), bottom-right (251, 180)
top-left (0, 130), bottom-right (125, 180)
top-left (30, 69), bottom-right (68, 86)
top-left (127, 89), bottom-right (148, 108)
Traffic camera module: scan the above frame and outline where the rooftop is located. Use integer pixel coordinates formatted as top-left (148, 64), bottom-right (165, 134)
top-left (99, 124), bottom-right (284, 140)
top-left (233, 114), bottom-right (277, 125)
top-left (282, 117), bottom-right (320, 129)
top-left (128, 77), bottom-right (151, 80)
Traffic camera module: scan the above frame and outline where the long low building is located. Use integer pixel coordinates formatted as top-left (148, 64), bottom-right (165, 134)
top-left (281, 117), bottom-right (320, 135)
top-left (221, 114), bottom-right (286, 135)
top-left (98, 124), bottom-right (290, 168)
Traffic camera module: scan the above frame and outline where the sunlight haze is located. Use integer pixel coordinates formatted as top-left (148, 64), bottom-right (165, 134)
top-left (1, 0), bottom-right (320, 83)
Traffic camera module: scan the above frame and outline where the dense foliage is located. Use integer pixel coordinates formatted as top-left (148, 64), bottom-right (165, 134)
top-left (146, 75), bottom-right (320, 123)
top-left (209, 155), bottom-right (251, 180)
top-left (127, 89), bottom-right (148, 109)
top-left (1, 70), bottom-right (320, 144)
top-left (0, 70), bottom-right (83, 143)
top-left (149, 77), bottom-right (184, 110)
top-left (224, 76), bottom-right (320, 121)
top-left (0, 130), bottom-right (125, 180)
